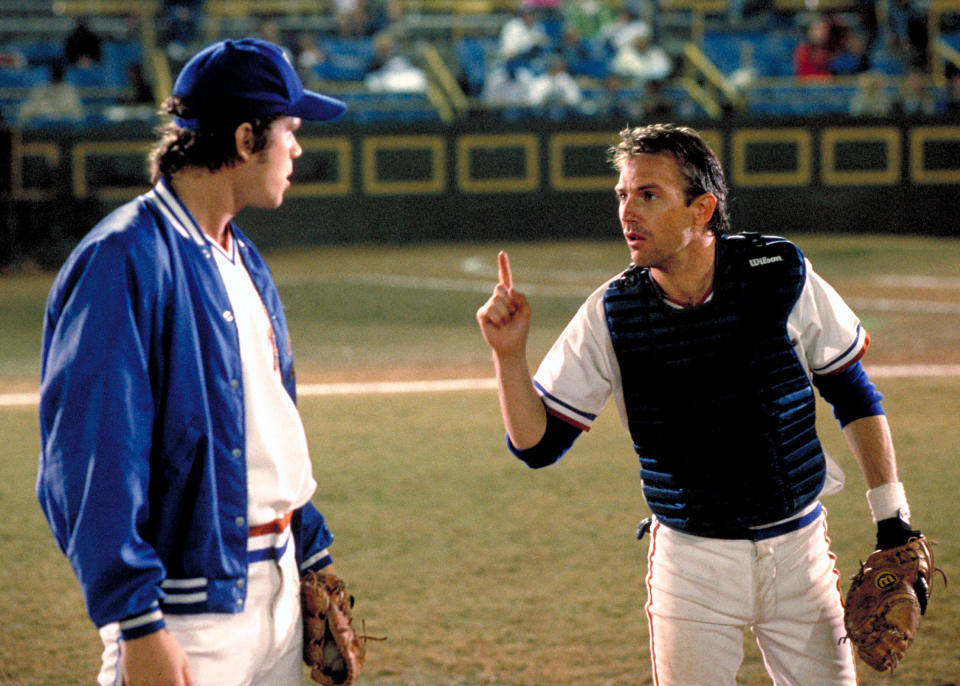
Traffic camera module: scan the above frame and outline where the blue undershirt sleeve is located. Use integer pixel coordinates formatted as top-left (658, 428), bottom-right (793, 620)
top-left (812, 360), bottom-right (885, 428)
top-left (506, 410), bottom-right (583, 468)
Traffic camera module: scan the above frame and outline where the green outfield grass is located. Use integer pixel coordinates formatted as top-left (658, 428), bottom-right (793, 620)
top-left (1, 235), bottom-right (958, 685)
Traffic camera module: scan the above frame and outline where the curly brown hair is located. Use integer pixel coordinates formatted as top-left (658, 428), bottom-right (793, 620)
top-left (608, 123), bottom-right (729, 236)
top-left (148, 95), bottom-right (281, 183)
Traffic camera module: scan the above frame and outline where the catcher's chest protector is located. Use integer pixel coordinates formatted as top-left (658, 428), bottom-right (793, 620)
top-left (603, 234), bottom-right (826, 537)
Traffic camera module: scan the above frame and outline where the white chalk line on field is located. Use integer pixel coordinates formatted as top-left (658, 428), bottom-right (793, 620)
top-left (872, 275), bottom-right (960, 289)
top-left (848, 298), bottom-right (960, 314)
top-left (3, 365), bottom-right (959, 407)
top-left (286, 273), bottom-right (960, 312)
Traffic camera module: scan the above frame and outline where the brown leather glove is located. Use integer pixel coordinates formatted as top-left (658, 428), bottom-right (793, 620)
top-left (842, 534), bottom-right (941, 672)
top-left (301, 571), bottom-right (367, 685)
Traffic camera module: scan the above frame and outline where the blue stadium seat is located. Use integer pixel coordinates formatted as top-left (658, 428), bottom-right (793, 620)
top-left (747, 84), bottom-right (859, 116)
top-left (103, 40), bottom-right (143, 68)
top-left (755, 31), bottom-right (800, 77)
top-left (566, 37), bottom-right (610, 79)
top-left (313, 37), bottom-right (376, 82)
top-left (701, 31), bottom-right (764, 76)
top-left (66, 63), bottom-right (123, 87)
top-left (337, 91), bottom-right (439, 124)
top-left (0, 65), bottom-right (49, 87)
top-left (870, 46), bottom-right (906, 75)
top-left (18, 41), bottom-right (63, 66)
top-left (541, 16), bottom-right (565, 44)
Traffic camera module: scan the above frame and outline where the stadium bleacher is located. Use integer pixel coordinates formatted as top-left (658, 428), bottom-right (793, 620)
top-left (0, 0), bottom-right (957, 128)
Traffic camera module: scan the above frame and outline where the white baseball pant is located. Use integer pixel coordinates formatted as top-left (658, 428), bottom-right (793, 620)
top-left (97, 529), bottom-right (302, 686)
top-left (644, 508), bottom-right (856, 685)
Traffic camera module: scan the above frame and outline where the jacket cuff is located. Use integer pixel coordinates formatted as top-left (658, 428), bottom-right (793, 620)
top-left (118, 605), bottom-right (165, 640)
top-left (300, 547), bottom-right (333, 574)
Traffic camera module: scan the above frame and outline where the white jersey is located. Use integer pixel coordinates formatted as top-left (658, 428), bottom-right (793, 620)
top-left (209, 231), bottom-right (317, 527)
top-left (533, 257), bottom-right (867, 498)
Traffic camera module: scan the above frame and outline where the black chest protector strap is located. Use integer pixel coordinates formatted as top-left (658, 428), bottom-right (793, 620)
top-left (603, 233), bottom-right (826, 537)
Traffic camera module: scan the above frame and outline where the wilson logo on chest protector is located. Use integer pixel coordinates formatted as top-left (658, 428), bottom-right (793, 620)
top-left (749, 255), bottom-right (784, 267)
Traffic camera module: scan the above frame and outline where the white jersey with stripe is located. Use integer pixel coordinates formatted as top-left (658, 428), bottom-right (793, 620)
top-left (533, 257), bottom-right (866, 496)
top-left (208, 231), bottom-right (317, 528)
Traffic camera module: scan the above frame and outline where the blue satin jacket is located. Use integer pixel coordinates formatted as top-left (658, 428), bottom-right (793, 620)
top-left (37, 179), bottom-right (333, 640)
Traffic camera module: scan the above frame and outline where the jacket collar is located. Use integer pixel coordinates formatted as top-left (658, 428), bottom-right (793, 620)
top-left (148, 178), bottom-right (207, 247)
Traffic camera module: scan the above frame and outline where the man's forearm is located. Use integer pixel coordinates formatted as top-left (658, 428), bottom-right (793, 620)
top-left (493, 351), bottom-right (547, 450)
top-left (842, 414), bottom-right (899, 489)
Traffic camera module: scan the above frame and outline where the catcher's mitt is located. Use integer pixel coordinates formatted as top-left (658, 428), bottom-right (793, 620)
top-left (842, 535), bottom-right (943, 672)
top-left (301, 571), bottom-right (372, 686)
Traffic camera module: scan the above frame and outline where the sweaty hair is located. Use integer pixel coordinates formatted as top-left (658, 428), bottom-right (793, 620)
top-left (149, 95), bottom-right (280, 183)
top-left (608, 123), bottom-right (729, 236)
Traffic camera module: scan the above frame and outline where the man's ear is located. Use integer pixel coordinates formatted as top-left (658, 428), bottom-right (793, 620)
top-left (234, 123), bottom-right (255, 159)
top-left (691, 192), bottom-right (718, 230)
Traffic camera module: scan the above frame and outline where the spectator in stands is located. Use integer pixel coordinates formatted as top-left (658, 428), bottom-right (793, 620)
top-left (335, 0), bottom-right (397, 37)
top-left (849, 71), bottom-right (894, 117)
top-left (624, 0), bottom-right (657, 27)
top-left (64, 20), bottom-right (102, 67)
top-left (588, 73), bottom-right (644, 121)
top-left (589, 72), bottom-right (672, 122)
top-left (334, 0), bottom-right (363, 35)
top-left (483, 62), bottom-right (534, 109)
top-left (563, 0), bottom-right (616, 42)
top-left (19, 60), bottom-right (84, 125)
top-left (364, 31), bottom-right (427, 93)
top-left (527, 53), bottom-right (583, 115)
top-left (610, 22), bottom-right (672, 85)
top-left (294, 32), bottom-right (326, 81)
top-left (641, 78), bottom-right (674, 120)
top-left (498, 3), bottom-right (551, 73)
top-left (358, 0), bottom-right (402, 37)
top-left (794, 14), bottom-right (846, 80)
top-left (896, 69), bottom-right (939, 116)
top-left (161, 0), bottom-right (202, 61)
top-left (829, 30), bottom-right (871, 76)
top-left (557, 26), bottom-right (608, 80)
top-left (601, 9), bottom-right (652, 53)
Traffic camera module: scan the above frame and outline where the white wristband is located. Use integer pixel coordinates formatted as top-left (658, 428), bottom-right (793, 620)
top-left (866, 482), bottom-right (910, 523)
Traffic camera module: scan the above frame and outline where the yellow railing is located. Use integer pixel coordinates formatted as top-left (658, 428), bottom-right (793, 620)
top-left (203, 0), bottom-right (331, 16)
top-left (679, 76), bottom-right (722, 118)
top-left (423, 82), bottom-right (455, 124)
top-left (933, 38), bottom-right (960, 88)
top-left (52, 0), bottom-right (159, 15)
top-left (420, 42), bottom-right (468, 117)
top-left (658, 0), bottom-right (728, 11)
top-left (397, 0), bottom-right (528, 13)
top-left (682, 41), bottom-right (745, 117)
top-left (929, 0), bottom-right (960, 87)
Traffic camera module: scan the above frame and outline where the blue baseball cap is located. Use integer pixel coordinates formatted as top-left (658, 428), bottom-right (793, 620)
top-left (171, 38), bottom-right (346, 129)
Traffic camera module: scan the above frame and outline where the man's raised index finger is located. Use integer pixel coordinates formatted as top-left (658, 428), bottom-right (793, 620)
top-left (498, 251), bottom-right (513, 290)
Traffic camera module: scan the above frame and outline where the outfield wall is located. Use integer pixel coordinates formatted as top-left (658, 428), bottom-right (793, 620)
top-left (2, 116), bottom-right (959, 265)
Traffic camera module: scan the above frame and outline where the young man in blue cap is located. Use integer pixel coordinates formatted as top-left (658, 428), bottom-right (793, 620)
top-left (37, 38), bottom-right (347, 685)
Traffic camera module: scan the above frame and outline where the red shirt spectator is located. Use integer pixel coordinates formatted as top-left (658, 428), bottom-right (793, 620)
top-left (794, 15), bottom-right (846, 80)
